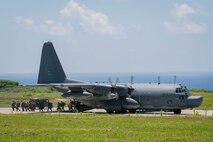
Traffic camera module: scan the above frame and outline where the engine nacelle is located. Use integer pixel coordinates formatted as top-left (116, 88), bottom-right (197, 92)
top-left (122, 97), bottom-right (140, 109)
top-left (91, 93), bottom-right (118, 100)
top-left (61, 91), bottom-right (93, 100)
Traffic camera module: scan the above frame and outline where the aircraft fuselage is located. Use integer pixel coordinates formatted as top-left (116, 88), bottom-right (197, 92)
top-left (74, 83), bottom-right (202, 113)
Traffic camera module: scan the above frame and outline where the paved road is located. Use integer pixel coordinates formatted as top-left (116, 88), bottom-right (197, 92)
top-left (0, 107), bottom-right (213, 116)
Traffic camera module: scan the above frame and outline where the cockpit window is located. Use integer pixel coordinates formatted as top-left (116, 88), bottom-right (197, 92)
top-left (176, 86), bottom-right (189, 96)
top-left (176, 87), bottom-right (187, 93)
top-left (176, 88), bottom-right (182, 93)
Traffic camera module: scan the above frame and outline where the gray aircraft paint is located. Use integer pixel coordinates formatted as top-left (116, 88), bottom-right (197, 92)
top-left (35, 42), bottom-right (203, 114)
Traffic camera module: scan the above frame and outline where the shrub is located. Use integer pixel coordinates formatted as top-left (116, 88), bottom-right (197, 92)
top-left (0, 80), bottom-right (19, 88)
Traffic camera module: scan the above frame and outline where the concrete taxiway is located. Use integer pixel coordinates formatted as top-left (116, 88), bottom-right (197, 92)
top-left (0, 107), bottom-right (213, 116)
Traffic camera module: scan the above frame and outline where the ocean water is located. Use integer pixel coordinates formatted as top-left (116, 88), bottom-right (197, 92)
top-left (0, 72), bottom-right (213, 90)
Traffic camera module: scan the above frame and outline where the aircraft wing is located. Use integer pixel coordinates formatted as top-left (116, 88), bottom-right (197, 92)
top-left (27, 82), bottom-right (110, 89)
top-left (26, 83), bottom-right (120, 100)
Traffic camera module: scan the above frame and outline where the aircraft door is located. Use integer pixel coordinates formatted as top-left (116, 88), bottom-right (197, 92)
top-left (176, 94), bottom-right (186, 107)
top-left (175, 87), bottom-right (187, 107)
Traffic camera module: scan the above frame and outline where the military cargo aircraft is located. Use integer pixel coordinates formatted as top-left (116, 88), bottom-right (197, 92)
top-left (35, 41), bottom-right (203, 114)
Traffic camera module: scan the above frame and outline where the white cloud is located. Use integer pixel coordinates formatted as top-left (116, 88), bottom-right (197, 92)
top-left (15, 17), bottom-right (72, 36)
top-left (164, 21), bottom-right (207, 34)
top-left (41, 20), bottom-right (73, 36)
top-left (15, 16), bottom-right (35, 28)
top-left (164, 3), bottom-right (207, 34)
top-left (15, 16), bottom-right (34, 26)
top-left (172, 3), bottom-right (195, 18)
top-left (60, 0), bottom-right (122, 36)
top-left (15, 0), bottom-right (123, 37)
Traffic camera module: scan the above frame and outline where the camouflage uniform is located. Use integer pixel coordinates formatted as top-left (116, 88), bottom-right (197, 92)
top-left (16, 101), bottom-right (20, 111)
top-left (68, 99), bottom-right (74, 112)
top-left (11, 101), bottom-right (16, 111)
top-left (61, 101), bottom-right (66, 111)
top-left (57, 102), bottom-right (61, 111)
top-left (21, 101), bottom-right (26, 112)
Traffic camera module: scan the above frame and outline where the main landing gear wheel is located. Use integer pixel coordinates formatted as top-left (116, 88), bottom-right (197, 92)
top-left (106, 110), bottom-right (114, 113)
top-left (128, 109), bottom-right (136, 113)
top-left (174, 109), bottom-right (181, 114)
top-left (115, 108), bottom-right (127, 114)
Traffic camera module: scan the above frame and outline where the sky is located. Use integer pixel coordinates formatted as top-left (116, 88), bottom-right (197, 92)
top-left (0, 0), bottom-right (213, 74)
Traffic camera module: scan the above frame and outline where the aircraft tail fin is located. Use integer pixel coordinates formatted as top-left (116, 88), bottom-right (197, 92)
top-left (37, 42), bottom-right (67, 84)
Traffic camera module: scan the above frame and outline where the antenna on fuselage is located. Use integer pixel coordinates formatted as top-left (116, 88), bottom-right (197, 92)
top-left (158, 76), bottom-right (160, 85)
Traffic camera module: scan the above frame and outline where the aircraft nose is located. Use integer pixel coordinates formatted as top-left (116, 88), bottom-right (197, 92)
top-left (187, 96), bottom-right (203, 108)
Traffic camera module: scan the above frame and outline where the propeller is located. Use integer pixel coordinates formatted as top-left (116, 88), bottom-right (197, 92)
top-left (108, 76), bottom-right (134, 98)
top-left (130, 75), bottom-right (134, 88)
top-left (108, 77), bottom-right (112, 85)
top-left (108, 77), bottom-right (119, 88)
top-left (108, 77), bottom-right (119, 93)
top-left (108, 77), bottom-right (120, 99)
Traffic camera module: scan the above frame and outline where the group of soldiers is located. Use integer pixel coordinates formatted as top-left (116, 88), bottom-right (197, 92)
top-left (11, 100), bottom-right (34, 112)
top-left (11, 99), bottom-right (53, 112)
top-left (68, 99), bottom-right (77, 112)
top-left (57, 101), bottom-right (66, 111)
top-left (11, 101), bottom-right (20, 111)
top-left (12, 99), bottom-right (77, 112)
top-left (57, 99), bottom-right (77, 112)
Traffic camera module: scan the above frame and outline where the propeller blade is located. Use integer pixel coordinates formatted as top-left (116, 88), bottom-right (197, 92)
top-left (108, 77), bottom-right (112, 85)
top-left (115, 77), bottom-right (119, 86)
top-left (130, 75), bottom-right (134, 88)
top-left (128, 75), bottom-right (134, 96)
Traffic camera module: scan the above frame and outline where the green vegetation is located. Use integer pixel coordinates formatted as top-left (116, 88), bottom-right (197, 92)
top-left (190, 89), bottom-right (213, 110)
top-left (0, 114), bottom-right (212, 142)
top-left (0, 80), bottom-right (19, 88)
top-left (0, 86), bottom-right (64, 107)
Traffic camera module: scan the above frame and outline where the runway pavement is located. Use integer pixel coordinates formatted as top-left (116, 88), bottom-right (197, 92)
top-left (0, 107), bottom-right (213, 116)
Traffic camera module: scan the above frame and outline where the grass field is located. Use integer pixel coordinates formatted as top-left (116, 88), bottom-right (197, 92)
top-left (0, 114), bottom-right (212, 142)
top-left (190, 89), bottom-right (213, 110)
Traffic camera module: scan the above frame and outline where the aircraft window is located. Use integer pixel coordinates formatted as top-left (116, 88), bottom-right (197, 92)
top-left (183, 87), bottom-right (188, 93)
top-left (176, 88), bottom-right (185, 93)
top-left (176, 88), bottom-right (180, 93)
